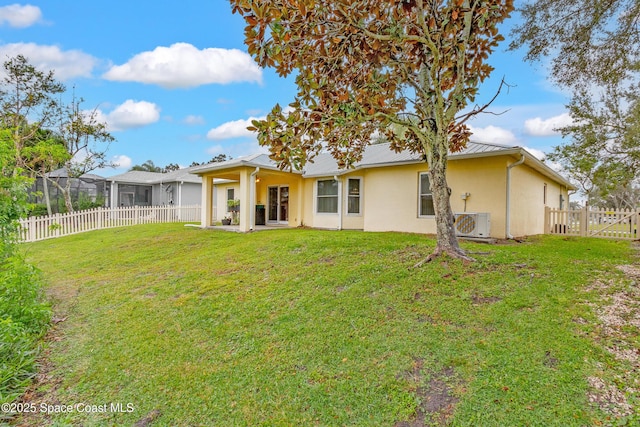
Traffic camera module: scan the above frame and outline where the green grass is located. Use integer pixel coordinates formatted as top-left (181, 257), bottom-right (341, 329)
top-left (15, 224), bottom-right (639, 426)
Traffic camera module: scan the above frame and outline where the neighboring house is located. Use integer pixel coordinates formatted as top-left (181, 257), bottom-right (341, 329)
top-left (192, 141), bottom-right (575, 239)
top-left (30, 169), bottom-right (110, 213)
top-left (108, 167), bottom-right (203, 208)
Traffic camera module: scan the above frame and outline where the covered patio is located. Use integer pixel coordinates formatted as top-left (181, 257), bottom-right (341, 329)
top-left (192, 154), bottom-right (304, 232)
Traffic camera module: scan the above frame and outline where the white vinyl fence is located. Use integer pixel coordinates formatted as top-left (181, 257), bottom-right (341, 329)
top-left (19, 205), bottom-right (201, 242)
top-left (546, 207), bottom-right (638, 240)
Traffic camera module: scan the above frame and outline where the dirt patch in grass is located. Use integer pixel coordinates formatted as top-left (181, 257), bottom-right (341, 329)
top-left (471, 295), bottom-right (501, 305)
top-left (396, 360), bottom-right (460, 427)
top-left (587, 375), bottom-right (635, 418)
top-left (393, 246), bottom-right (424, 264)
top-left (585, 259), bottom-right (640, 420)
top-left (11, 328), bottom-right (65, 427)
top-left (543, 350), bottom-right (559, 369)
top-left (134, 409), bottom-right (162, 427)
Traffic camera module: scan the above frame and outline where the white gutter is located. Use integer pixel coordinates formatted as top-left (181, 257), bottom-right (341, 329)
top-left (506, 154), bottom-right (525, 239)
top-left (334, 175), bottom-right (342, 231)
top-left (249, 167), bottom-right (260, 231)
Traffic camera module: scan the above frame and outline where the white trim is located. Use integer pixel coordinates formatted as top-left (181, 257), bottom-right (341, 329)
top-left (345, 176), bottom-right (363, 216)
top-left (315, 178), bottom-right (339, 215)
top-left (267, 185), bottom-right (289, 224)
top-left (417, 172), bottom-right (435, 218)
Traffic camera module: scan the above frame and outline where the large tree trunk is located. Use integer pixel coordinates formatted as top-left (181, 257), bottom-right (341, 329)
top-left (48, 172), bottom-right (75, 213)
top-left (421, 136), bottom-right (474, 263)
top-left (62, 175), bottom-right (74, 213)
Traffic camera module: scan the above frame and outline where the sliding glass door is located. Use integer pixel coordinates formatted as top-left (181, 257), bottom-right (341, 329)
top-left (267, 186), bottom-right (289, 223)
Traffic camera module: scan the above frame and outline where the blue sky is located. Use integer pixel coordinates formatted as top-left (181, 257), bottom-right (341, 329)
top-left (0, 1), bottom-right (572, 177)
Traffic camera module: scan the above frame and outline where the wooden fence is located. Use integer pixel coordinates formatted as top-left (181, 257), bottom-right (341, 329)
top-left (546, 207), bottom-right (639, 240)
top-left (18, 205), bottom-right (201, 242)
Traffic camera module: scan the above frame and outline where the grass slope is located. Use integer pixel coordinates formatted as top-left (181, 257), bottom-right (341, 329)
top-left (15, 224), bottom-right (638, 426)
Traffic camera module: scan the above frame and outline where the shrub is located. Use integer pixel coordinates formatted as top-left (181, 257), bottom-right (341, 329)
top-left (0, 318), bottom-right (40, 404)
top-left (0, 130), bottom-right (51, 406)
top-left (0, 252), bottom-right (51, 405)
top-left (73, 193), bottom-right (104, 211)
top-left (28, 204), bottom-right (49, 218)
top-left (0, 253), bottom-right (51, 334)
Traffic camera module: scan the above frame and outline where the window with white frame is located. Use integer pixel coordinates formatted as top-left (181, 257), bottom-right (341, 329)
top-left (317, 179), bottom-right (338, 213)
top-left (347, 178), bottom-right (361, 214)
top-left (419, 173), bottom-right (435, 216)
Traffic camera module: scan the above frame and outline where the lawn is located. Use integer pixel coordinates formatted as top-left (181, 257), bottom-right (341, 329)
top-left (12, 224), bottom-right (640, 426)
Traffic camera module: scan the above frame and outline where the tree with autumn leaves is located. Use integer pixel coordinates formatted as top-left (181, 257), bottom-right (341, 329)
top-left (230, 0), bottom-right (513, 260)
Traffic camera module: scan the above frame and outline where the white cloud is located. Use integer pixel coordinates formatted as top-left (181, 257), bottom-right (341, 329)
top-left (95, 100), bottom-right (161, 131)
top-left (245, 108), bottom-right (263, 116)
top-left (0, 4), bottom-right (41, 28)
top-left (0, 43), bottom-right (96, 80)
top-left (102, 43), bottom-right (262, 89)
top-left (206, 144), bottom-right (225, 155)
top-left (206, 116), bottom-right (263, 140)
top-left (111, 155), bottom-right (132, 170)
top-left (524, 113), bottom-right (573, 136)
top-left (468, 125), bottom-right (519, 145)
top-left (183, 115), bottom-right (205, 125)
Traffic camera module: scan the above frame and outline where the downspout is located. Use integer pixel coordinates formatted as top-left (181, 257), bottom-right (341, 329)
top-left (250, 167), bottom-right (260, 231)
top-left (506, 154), bottom-right (525, 239)
top-left (334, 175), bottom-right (342, 231)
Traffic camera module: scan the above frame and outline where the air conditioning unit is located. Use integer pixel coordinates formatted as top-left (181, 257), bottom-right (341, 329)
top-left (454, 212), bottom-right (491, 238)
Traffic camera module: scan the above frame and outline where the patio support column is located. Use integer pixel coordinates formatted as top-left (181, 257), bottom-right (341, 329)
top-left (238, 168), bottom-right (252, 232)
top-left (201, 175), bottom-right (213, 227)
top-left (249, 167), bottom-right (259, 231)
top-left (110, 182), bottom-right (117, 208)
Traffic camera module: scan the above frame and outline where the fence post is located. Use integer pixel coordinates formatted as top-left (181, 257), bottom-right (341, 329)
top-left (29, 216), bottom-right (36, 242)
top-left (580, 206), bottom-right (588, 237)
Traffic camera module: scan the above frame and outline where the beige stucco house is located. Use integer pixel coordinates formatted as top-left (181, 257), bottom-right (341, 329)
top-left (192, 141), bottom-right (574, 239)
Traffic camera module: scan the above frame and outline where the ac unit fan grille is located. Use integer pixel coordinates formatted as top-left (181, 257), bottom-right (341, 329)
top-left (455, 214), bottom-right (477, 234)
